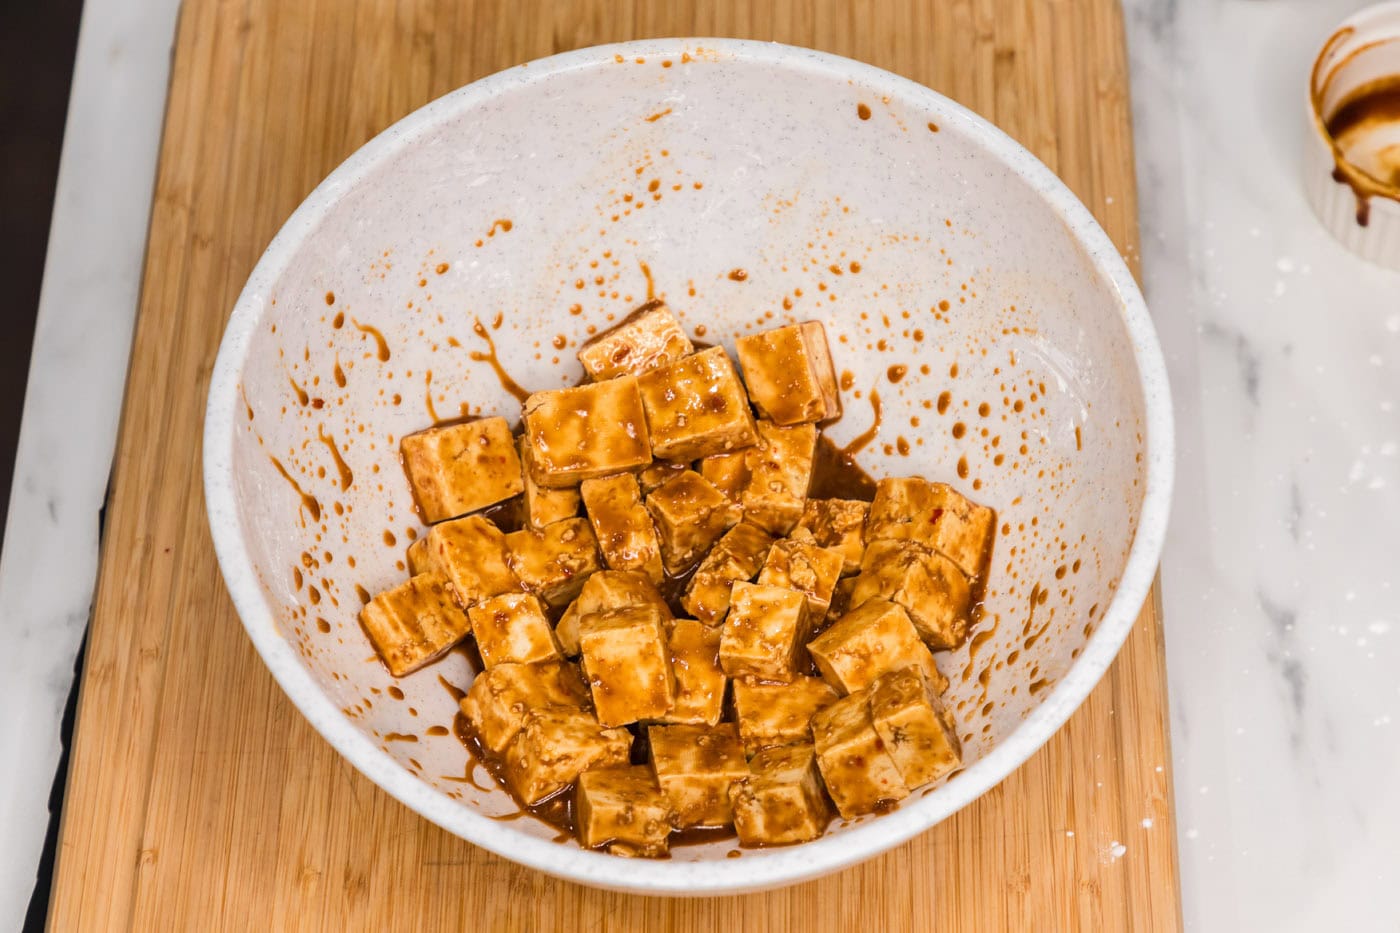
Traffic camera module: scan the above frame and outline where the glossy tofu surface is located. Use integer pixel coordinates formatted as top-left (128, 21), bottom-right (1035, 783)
top-left (719, 582), bottom-right (812, 683)
top-left (868, 667), bottom-right (963, 787)
top-left (459, 659), bottom-right (590, 753)
top-left (756, 539), bottom-right (845, 618)
top-left (730, 743), bottom-right (832, 846)
top-left (577, 302), bottom-right (694, 381)
top-left (648, 722), bottom-right (748, 828)
top-left (794, 498), bottom-right (869, 576)
top-left (576, 765), bottom-right (675, 856)
top-left (661, 619), bottom-right (726, 726)
top-left (505, 517), bottom-right (601, 607)
top-left (578, 605), bottom-right (677, 726)
top-left (400, 417), bottom-right (524, 522)
top-left (522, 377), bottom-right (651, 487)
top-left (808, 597), bottom-right (948, 696)
top-left (645, 469), bottom-right (741, 574)
top-left (467, 592), bottom-right (561, 668)
top-left (581, 473), bottom-right (664, 583)
top-left (636, 346), bottom-right (757, 461)
top-left (811, 691), bottom-right (909, 818)
top-left (850, 539), bottom-right (972, 649)
top-left (735, 322), bottom-right (840, 425)
top-left (503, 707), bottom-right (632, 805)
top-left (732, 676), bottom-right (839, 755)
top-left (423, 515), bottom-right (521, 610)
top-left (359, 573), bottom-right (470, 677)
top-left (740, 421), bottom-right (816, 535)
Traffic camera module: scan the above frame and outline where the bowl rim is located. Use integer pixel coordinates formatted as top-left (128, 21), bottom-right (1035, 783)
top-left (203, 37), bottom-right (1175, 895)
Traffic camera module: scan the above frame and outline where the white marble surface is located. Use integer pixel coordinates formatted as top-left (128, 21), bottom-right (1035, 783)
top-left (2, 0), bottom-right (1398, 928)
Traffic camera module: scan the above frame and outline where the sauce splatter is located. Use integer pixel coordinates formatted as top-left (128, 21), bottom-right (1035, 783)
top-left (645, 108), bottom-right (672, 122)
top-left (435, 262), bottom-right (449, 275)
top-left (1075, 425), bottom-right (1083, 450)
top-left (886, 364), bottom-right (908, 384)
top-left (325, 291), bottom-right (335, 305)
top-left (424, 370), bottom-right (441, 424)
top-left (840, 388), bottom-right (882, 456)
top-left (352, 319), bottom-right (391, 361)
top-left (269, 457), bottom-right (321, 521)
top-left (857, 103), bottom-right (872, 120)
top-left (937, 391), bottom-right (951, 414)
top-left (333, 356), bottom-right (347, 387)
top-left (288, 376), bottom-right (309, 406)
top-left (487, 218), bottom-right (513, 237)
top-left (317, 426), bottom-right (354, 491)
top-left (470, 319), bottom-right (531, 403)
top-left (640, 260), bottom-right (657, 301)
top-left (727, 268), bottom-right (748, 282)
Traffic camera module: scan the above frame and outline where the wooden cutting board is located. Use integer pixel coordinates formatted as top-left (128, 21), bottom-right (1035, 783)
top-left (48, 1), bottom-right (1181, 930)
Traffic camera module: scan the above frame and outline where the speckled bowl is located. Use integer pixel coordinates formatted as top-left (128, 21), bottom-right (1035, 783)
top-left (204, 39), bottom-right (1173, 894)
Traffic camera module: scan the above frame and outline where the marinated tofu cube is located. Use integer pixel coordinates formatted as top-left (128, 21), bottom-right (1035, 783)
top-left (636, 346), bottom-right (758, 461)
top-left (503, 707), bottom-right (632, 805)
top-left (926, 482), bottom-right (996, 580)
top-left (578, 606), bottom-right (677, 726)
top-left (795, 499), bottom-right (869, 576)
top-left (735, 322), bottom-right (841, 425)
top-left (698, 451), bottom-right (750, 502)
top-left (811, 691), bottom-right (909, 818)
top-left (468, 592), bottom-right (561, 668)
top-left (645, 470), bottom-right (741, 574)
top-left (719, 582), bottom-right (812, 683)
top-left (422, 515), bottom-right (521, 610)
top-left (732, 676), bottom-right (839, 756)
top-left (555, 570), bottom-right (669, 657)
top-left (577, 301), bottom-right (694, 381)
top-left (740, 421), bottom-right (816, 535)
top-left (505, 518), bottom-right (601, 607)
top-left (730, 743), bottom-right (832, 846)
top-left (849, 540), bottom-right (972, 649)
top-left (576, 766), bottom-right (675, 857)
top-left (518, 436), bottom-right (580, 529)
top-left (757, 539), bottom-right (845, 618)
top-left (648, 722), bottom-right (749, 828)
top-left (400, 417), bottom-right (524, 522)
top-left (807, 597), bottom-right (948, 696)
top-left (522, 377), bottom-right (651, 487)
top-left (827, 575), bottom-right (858, 624)
top-left (459, 659), bottom-right (590, 752)
top-left (865, 478), bottom-right (995, 580)
top-left (639, 459), bottom-right (689, 494)
top-left (867, 667), bottom-right (963, 787)
top-left (580, 473), bottom-right (664, 583)
top-left (359, 574), bottom-right (471, 677)
top-left (681, 522), bottom-right (775, 626)
top-left (405, 536), bottom-right (430, 576)
top-left (661, 619), bottom-right (726, 726)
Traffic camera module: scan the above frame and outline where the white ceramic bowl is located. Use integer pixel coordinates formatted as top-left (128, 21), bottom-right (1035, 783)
top-left (204, 39), bottom-right (1172, 894)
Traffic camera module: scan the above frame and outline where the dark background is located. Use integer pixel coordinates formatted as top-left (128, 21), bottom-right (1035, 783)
top-left (1, 0), bottom-right (89, 928)
top-left (0, 0), bottom-right (84, 529)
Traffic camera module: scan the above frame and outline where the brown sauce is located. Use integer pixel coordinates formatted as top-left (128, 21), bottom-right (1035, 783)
top-left (1323, 74), bottom-right (1400, 226)
top-left (469, 319), bottom-right (531, 403)
top-left (317, 426), bottom-right (354, 490)
top-left (333, 356), bottom-right (347, 387)
top-left (727, 268), bottom-right (748, 282)
top-left (352, 319), bottom-right (391, 361)
top-left (839, 388), bottom-right (882, 457)
top-left (269, 457), bottom-right (321, 521)
top-left (809, 435), bottom-right (878, 501)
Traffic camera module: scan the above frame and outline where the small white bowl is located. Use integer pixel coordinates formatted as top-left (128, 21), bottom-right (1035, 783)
top-left (1305, 1), bottom-right (1400, 269)
top-left (204, 39), bottom-right (1173, 894)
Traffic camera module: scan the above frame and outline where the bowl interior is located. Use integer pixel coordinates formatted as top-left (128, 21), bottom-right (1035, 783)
top-left (211, 40), bottom-right (1153, 886)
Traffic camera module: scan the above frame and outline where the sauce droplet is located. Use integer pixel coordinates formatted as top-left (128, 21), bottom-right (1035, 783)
top-left (840, 388), bottom-right (882, 456)
top-left (887, 364), bottom-right (908, 384)
top-left (640, 260), bottom-right (656, 301)
top-left (937, 391), bottom-right (952, 414)
top-left (727, 268), bottom-right (748, 282)
top-left (469, 319), bottom-right (531, 403)
top-left (857, 103), bottom-right (872, 120)
top-left (325, 291), bottom-right (335, 305)
top-left (317, 426), bottom-right (355, 491)
top-left (269, 457), bottom-right (321, 521)
top-left (487, 218), bottom-right (513, 237)
top-left (351, 319), bottom-right (391, 361)
top-left (957, 455), bottom-right (969, 479)
top-left (333, 356), bottom-right (346, 387)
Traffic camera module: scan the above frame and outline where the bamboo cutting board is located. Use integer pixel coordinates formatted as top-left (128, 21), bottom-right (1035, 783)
top-left (48, 1), bottom-right (1181, 930)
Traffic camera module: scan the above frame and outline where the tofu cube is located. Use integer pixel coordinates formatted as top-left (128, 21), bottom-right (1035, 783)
top-left (698, 451), bottom-right (750, 502)
top-left (732, 676), bottom-right (839, 755)
top-left (639, 459), bottom-right (689, 494)
top-left (810, 691), bottom-right (909, 818)
top-left (740, 421), bottom-right (816, 535)
top-left (661, 619), bottom-right (726, 726)
top-left (578, 606), bottom-right (677, 726)
top-left (795, 499), bottom-right (869, 576)
top-left (866, 478), bottom-right (995, 580)
top-left (681, 522), bottom-right (775, 626)
top-left (636, 346), bottom-right (758, 461)
top-left (719, 582), bottom-right (812, 683)
top-left (926, 482), bottom-right (996, 580)
top-left (422, 515), bottom-right (521, 610)
top-left (827, 575), bottom-right (858, 624)
top-left (405, 536), bottom-right (430, 576)
top-left (555, 570), bottom-right (670, 657)
top-left (522, 377), bottom-right (651, 487)
top-left (467, 592), bottom-right (561, 668)
top-left (735, 322), bottom-right (841, 425)
top-left (757, 539), bottom-right (845, 618)
top-left (400, 417), bottom-right (524, 523)
top-left (807, 597), bottom-right (948, 696)
top-left (648, 723), bottom-right (749, 828)
top-left (730, 743), bottom-right (832, 846)
top-left (505, 517), bottom-right (601, 607)
top-left (458, 659), bottom-right (590, 752)
top-left (645, 470), bottom-right (741, 574)
top-left (849, 540), bottom-right (972, 649)
top-left (503, 707), bottom-right (632, 805)
top-left (867, 667), bottom-right (963, 787)
top-left (518, 436), bottom-right (580, 529)
top-left (577, 301), bottom-right (694, 381)
top-left (576, 765), bottom-right (675, 856)
top-left (580, 473), bottom-right (664, 583)
top-left (359, 574), bottom-right (471, 677)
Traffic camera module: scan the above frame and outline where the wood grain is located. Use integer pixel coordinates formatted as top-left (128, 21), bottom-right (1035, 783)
top-left (48, 2), bottom-right (1181, 930)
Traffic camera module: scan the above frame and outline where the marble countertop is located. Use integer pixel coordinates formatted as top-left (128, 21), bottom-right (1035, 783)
top-left (2, 0), bottom-right (1397, 928)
